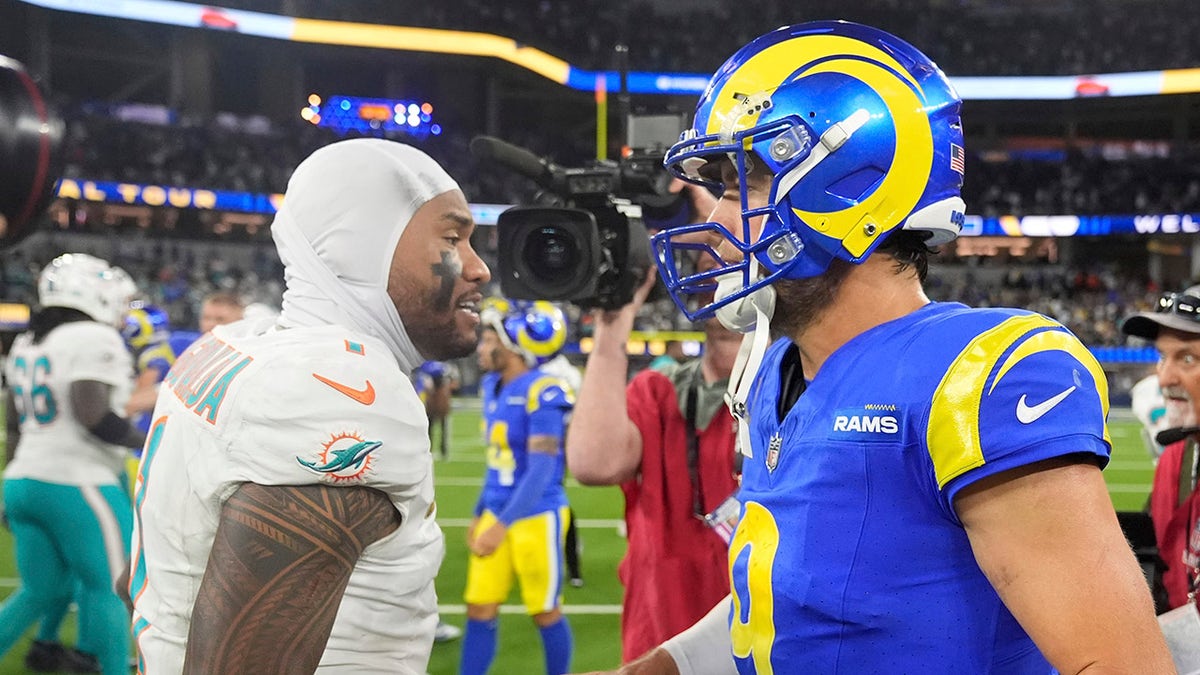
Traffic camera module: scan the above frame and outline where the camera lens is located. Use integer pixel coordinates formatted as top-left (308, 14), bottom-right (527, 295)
top-left (523, 225), bottom-right (580, 281)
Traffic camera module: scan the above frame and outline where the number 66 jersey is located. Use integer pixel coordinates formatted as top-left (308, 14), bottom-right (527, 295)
top-left (130, 320), bottom-right (444, 673)
top-left (731, 303), bottom-right (1111, 674)
top-left (3, 321), bottom-right (133, 484)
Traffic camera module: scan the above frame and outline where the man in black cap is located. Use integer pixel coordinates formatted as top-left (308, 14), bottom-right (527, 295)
top-left (1122, 286), bottom-right (1200, 611)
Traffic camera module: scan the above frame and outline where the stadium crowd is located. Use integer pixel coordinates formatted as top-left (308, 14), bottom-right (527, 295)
top-left (0, 238), bottom-right (280, 333)
top-left (965, 147), bottom-right (1200, 216)
top-left (6, 102), bottom-right (1183, 350)
top-left (31, 106), bottom-right (1198, 363)
top-left (219, 0), bottom-right (1200, 76)
top-left (0, 233), bottom-right (1163, 352)
top-left (57, 103), bottom-right (546, 208)
top-left (56, 105), bottom-right (1200, 216)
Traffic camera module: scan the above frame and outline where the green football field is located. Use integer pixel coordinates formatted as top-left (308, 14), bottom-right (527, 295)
top-left (0, 404), bottom-right (1156, 674)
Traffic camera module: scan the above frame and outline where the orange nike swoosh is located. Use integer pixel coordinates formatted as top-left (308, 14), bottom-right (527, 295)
top-left (312, 373), bottom-right (376, 405)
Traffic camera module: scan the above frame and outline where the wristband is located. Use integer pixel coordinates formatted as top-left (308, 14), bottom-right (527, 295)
top-left (661, 595), bottom-right (738, 675)
top-left (89, 411), bottom-right (141, 447)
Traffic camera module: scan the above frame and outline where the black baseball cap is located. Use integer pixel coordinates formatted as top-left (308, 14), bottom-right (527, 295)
top-left (1121, 285), bottom-right (1200, 340)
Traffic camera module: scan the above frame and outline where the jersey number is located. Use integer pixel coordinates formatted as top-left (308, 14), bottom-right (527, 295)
top-left (729, 501), bottom-right (779, 674)
top-left (485, 420), bottom-right (516, 486)
top-left (11, 356), bottom-right (57, 425)
top-left (130, 415), bottom-right (168, 643)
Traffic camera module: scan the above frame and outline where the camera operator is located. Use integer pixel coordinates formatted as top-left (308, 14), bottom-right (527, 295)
top-left (565, 182), bottom-right (743, 663)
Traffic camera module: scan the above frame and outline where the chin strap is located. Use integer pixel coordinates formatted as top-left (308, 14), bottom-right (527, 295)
top-left (722, 286), bottom-right (775, 459)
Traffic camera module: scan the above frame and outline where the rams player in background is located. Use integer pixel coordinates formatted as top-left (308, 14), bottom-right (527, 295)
top-left (121, 304), bottom-right (197, 434)
top-left (612, 20), bottom-right (1172, 675)
top-left (415, 359), bottom-right (459, 461)
top-left (123, 294), bottom-right (243, 445)
top-left (0, 253), bottom-right (145, 675)
top-left (462, 300), bottom-right (574, 675)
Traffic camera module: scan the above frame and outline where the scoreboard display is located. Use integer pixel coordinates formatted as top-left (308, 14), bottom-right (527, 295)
top-left (301, 94), bottom-right (442, 137)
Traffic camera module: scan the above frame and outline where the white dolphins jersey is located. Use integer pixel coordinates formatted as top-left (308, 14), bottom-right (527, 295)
top-left (130, 320), bottom-right (444, 673)
top-left (3, 321), bottom-right (133, 485)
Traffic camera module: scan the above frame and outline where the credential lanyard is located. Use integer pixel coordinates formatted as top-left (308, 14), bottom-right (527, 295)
top-left (684, 384), bottom-right (705, 518)
top-left (1182, 440), bottom-right (1200, 599)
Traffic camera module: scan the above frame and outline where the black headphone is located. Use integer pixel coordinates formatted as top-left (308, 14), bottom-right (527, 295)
top-left (1156, 426), bottom-right (1200, 446)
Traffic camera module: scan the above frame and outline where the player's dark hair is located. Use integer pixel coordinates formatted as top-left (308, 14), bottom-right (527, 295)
top-left (28, 306), bottom-right (92, 343)
top-left (877, 230), bottom-right (934, 282)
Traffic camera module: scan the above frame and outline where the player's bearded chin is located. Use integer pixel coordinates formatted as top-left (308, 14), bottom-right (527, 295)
top-left (771, 258), bottom-right (855, 339)
top-left (408, 301), bottom-right (472, 360)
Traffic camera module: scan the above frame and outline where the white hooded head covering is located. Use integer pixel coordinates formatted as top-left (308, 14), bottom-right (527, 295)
top-left (272, 138), bottom-right (460, 373)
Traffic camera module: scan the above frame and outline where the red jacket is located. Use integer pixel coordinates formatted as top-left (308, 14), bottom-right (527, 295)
top-left (1150, 438), bottom-right (1200, 609)
top-left (619, 367), bottom-right (738, 663)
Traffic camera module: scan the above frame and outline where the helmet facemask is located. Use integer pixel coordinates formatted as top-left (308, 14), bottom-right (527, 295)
top-left (653, 21), bottom-right (966, 324)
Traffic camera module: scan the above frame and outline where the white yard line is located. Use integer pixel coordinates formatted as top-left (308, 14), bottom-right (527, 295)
top-left (438, 603), bottom-right (621, 615)
top-left (438, 518), bottom-right (623, 528)
top-left (0, 578), bottom-right (623, 615)
top-left (434, 477), bottom-right (592, 489)
top-left (1106, 484), bottom-right (1154, 493)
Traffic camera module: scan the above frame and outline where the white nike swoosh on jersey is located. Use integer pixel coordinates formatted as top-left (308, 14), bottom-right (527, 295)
top-left (1016, 386), bottom-right (1077, 424)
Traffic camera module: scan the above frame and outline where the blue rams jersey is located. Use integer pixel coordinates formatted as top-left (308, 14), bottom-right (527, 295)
top-left (478, 369), bottom-right (572, 516)
top-left (133, 331), bottom-right (201, 435)
top-left (168, 330), bottom-right (200, 358)
top-left (478, 371), bottom-right (502, 432)
top-left (732, 302), bottom-right (1110, 674)
top-left (136, 341), bottom-right (176, 381)
top-left (418, 360), bottom-right (449, 382)
top-left (414, 360), bottom-right (453, 404)
top-left (413, 371), bottom-right (434, 405)
top-left (135, 331), bottom-right (201, 381)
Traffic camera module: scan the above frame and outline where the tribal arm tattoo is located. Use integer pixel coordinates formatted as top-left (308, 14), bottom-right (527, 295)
top-left (183, 483), bottom-right (401, 675)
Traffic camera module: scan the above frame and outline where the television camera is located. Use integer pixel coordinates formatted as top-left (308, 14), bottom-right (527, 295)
top-left (471, 114), bottom-right (689, 310)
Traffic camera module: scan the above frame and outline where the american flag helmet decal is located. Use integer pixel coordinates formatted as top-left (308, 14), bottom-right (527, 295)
top-left (950, 143), bottom-right (966, 175)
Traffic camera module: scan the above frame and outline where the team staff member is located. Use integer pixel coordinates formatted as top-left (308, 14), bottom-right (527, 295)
top-left (130, 139), bottom-right (491, 674)
top-left (416, 359), bottom-right (458, 461)
top-left (197, 291), bottom-right (244, 334)
top-left (1123, 286), bottom-right (1200, 610)
top-left (0, 253), bottom-right (145, 675)
top-left (608, 20), bottom-right (1171, 674)
top-left (567, 197), bottom-right (743, 662)
top-left (122, 304), bottom-right (202, 434)
top-left (461, 301), bottom-right (574, 675)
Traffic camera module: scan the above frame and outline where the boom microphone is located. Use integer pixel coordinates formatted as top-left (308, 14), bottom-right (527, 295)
top-left (1156, 426), bottom-right (1200, 446)
top-left (469, 135), bottom-right (558, 190)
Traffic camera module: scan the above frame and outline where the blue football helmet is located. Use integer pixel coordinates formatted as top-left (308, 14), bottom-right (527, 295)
top-left (481, 299), bottom-right (567, 366)
top-left (123, 303), bottom-right (170, 351)
top-left (653, 21), bottom-right (966, 320)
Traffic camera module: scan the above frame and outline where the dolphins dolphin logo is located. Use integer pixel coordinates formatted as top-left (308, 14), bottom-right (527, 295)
top-left (297, 437), bottom-right (382, 479)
